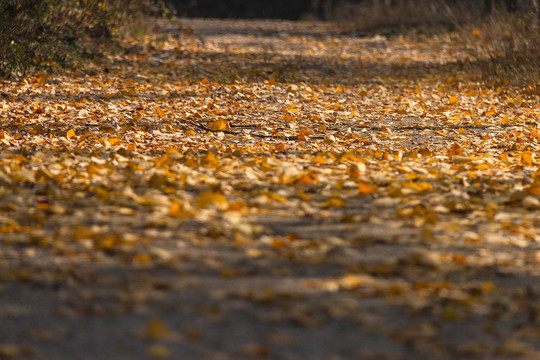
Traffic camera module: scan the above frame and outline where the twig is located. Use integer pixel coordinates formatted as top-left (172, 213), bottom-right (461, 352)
top-left (185, 120), bottom-right (324, 141)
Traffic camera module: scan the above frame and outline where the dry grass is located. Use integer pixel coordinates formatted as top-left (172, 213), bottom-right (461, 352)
top-left (331, 0), bottom-right (539, 87)
top-left (460, 13), bottom-right (540, 86)
top-left (331, 0), bottom-right (483, 33)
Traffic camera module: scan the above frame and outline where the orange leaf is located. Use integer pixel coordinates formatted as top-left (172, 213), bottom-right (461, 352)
top-left (107, 138), bottom-right (122, 146)
top-left (358, 181), bottom-right (377, 194)
top-left (448, 96), bottom-right (458, 105)
top-left (133, 254), bottom-right (151, 264)
top-left (281, 114), bottom-right (295, 121)
top-left (67, 129), bottom-right (76, 139)
top-left (402, 182), bottom-right (433, 192)
top-left (447, 143), bottom-right (463, 156)
top-left (156, 107), bottom-right (165, 117)
top-left (295, 173), bottom-right (318, 184)
top-left (209, 119), bottom-right (230, 131)
top-left (313, 154), bottom-right (327, 164)
top-left (521, 152), bottom-right (533, 166)
top-left (323, 198), bottom-right (345, 208)
top-left (169, 200), bottom-right (191, 218)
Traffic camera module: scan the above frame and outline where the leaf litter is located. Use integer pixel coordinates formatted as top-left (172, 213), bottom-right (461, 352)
top-left (0, 18), bottom-right (539, 359)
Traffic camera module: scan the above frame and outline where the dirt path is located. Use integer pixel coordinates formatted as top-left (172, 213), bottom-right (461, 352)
top-left (1, 18), bottom-right (540, 359)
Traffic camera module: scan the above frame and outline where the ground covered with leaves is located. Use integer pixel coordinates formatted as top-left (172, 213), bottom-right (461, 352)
top-left (1, 18), bottom-right (540, 359)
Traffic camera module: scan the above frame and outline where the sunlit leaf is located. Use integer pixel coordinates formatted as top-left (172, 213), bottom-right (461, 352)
top-left (169, 200), bottom-right (192, 218)
top-left (402, 182), bottom-right (433, 192)
top-left (195, 191), bottom-right (228, 209)
top-left (132, 254), bottom-right (152, 264)
top-left (156, 107), bottom-right (166, 117)
top-left (323, 198), bottom-right (345, 208)
top-left (358, 181), bottom-right (377, 194)
top-left (521, 152), bottom-right (533, 166)
top-left (209, 118), bottom-right (230, 131)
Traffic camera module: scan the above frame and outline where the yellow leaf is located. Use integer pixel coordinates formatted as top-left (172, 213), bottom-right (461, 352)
top-left (220, 268), bottom-right (238, 277)
top-left (133, 254), bottom-right (151, 264)
top-left (147, 345), bottom-right (170, 358)
top-left (295, 173), bottom-right (318, 184)
top-left (264, 191), bottom-right (287, 202)
top-left (447, 143), bottom-right (463, 156)
top-left (209, 118), bottom-right (230, 131)
top-left (72, 227), bottom-right (93, 240)
top-left (168, 200), bottom-right (192, 218)
top-left (403, 182), bottom-right (433, 192)
top-left (156, 107), bottom-right (165, 117)
top-left (202, 151), bottom-right (220, 168)
top-left (107, 138), bottom-right (121, 146)
top-left (481, 281), bottom-right (495, 291)
top-left (195, 191), bottom-right (228, 209)
top-left (323, 135), bottom-right (335, 144)
top-left (448, 96), bottom-right (458, 105)
top-left (281, 114), bottom-right (295, 121)
top-left (296, 192), bottom-right (311, 202)
top-left (67, 129), bottom-right (76, 139)
top-left (145, 318), bottom-right (172, 340)
top-left (323, 198), bottom-right (345, 208)
top-left (313, 154), bottom-right (328, 164)
top-left (358, 181), bottom-right (377, 194)
top-left (338, 274), bottom-right (364, 289)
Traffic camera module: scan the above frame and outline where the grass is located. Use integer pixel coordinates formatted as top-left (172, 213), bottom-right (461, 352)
top-left (461, 12), bottom-right (540, 87)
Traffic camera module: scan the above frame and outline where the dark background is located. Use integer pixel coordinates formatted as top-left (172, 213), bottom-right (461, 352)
top-left (170, 0), bottom-right (320, 20)
top-left (168, 0), bottom-right (531, 20)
